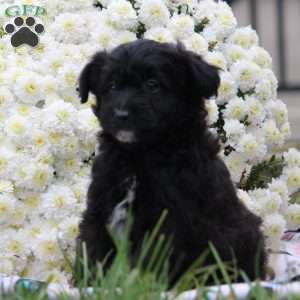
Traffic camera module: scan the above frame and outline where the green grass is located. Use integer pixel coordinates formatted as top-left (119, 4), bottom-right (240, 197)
top-left (2, 214), bottom-right (300, 300)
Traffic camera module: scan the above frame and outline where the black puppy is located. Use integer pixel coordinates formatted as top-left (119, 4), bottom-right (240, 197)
top-left (77, 39), bottom-right (267, 284)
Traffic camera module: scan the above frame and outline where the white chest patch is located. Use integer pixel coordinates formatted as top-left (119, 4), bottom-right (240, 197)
top-left (107, 176), bottom-right (137, 239)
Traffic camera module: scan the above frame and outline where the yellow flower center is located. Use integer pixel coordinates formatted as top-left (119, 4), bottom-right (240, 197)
top-left (0, 203), bottom-right (8, 214)
top-left (65, 73), bottom-right (76, 86)
top-left (54, 196), bottom-right (66, 208)
top-left (26, 196), bottom-right (40, 209)
top-left (150, 6), bottom-right (162, 17)
top-left (10, 122), bottom-right (25, 135)
top-left (9, 241), bottom-right (22, 253)
top-left (0, 158), bottom-right (7, 170)
top-left (240, 70), bottom-right (252, 81)
top-left (42, 241), bottom-right (57, 255)
top-left (49, 132), bottom-right (63, 144)
top-left (25, 82), bottom-right (37, 94)
top-left (33, 170), bottom-right (48, 185)
top-left (63, 21), bottom-right (75, 32)
top-left (34, 136), bottom-right (46, 147)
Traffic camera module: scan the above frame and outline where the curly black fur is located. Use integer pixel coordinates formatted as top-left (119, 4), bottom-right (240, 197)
top-left (77, 39), bottom-right (267, 285)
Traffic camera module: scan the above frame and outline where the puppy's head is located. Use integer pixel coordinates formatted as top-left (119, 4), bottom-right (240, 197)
top-left (79, 39), bottom-right (219, 146)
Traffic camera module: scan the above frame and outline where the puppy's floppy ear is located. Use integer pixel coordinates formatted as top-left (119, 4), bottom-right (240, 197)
top-left (188, 51), bottom-right (220, 100)
top-left (78, 51), bottom-right (108, 103)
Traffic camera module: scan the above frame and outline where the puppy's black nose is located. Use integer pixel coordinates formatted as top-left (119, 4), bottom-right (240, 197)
top-left (114, 108), bottom-right (129, 120)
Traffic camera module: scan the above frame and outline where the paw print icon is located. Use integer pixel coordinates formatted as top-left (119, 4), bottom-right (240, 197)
top-left (5, 17), bottom-right (45, 47)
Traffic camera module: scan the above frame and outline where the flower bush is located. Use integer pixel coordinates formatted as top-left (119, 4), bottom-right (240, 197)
top-left (0, 0), bottom-right (300, 284)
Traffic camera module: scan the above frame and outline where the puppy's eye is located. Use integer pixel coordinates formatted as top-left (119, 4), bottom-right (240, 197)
top-left (109, 81), bottom-right (116, 90)
top-left (145, 79), bottom-right (160, 93)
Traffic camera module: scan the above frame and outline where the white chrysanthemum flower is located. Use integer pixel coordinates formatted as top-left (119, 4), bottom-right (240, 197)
top-left (237, 189), bottom-right (252, 207)
top-left (0, 87), bottom-right (14, 110)
top-left (44, 269), bottom-right (71, 285)
top-left (91, 25), bottom-right (118, 51)
top-left (168, 14), bottom-right (195, 40)
top-left (43, 0), bottom-right (91, 17)
top-left (11, 201), bottom-right (26, 226)
top-left (193, 0), bottom-right (218, 23)
top-left (107, 0), bottom-right (137, 29)
top-left (0, 193), bottom-right (16, 225)
top-left (263, 214), bottom-right (286, 248)
top-left (268, 178), bottom-right (290, 204)
top-left (281, 167), bottom-right (300, 194)
top-left (34, 229), bottom-right (62, 261)
top-left (280, 122), bottom-right (291, 140)
top-left (263, 120), bottom-right (284, 147)
top-left (14, 103), bottom-right (37, 118)
top-left (0, 57), bottom-right (8, 75)
top-left (263, 191), bottom-right (282, 215)
top-left (224, 119), bottom-right (245, 145)
top-left (58, 216), bottom-right (80, 244)
top-left (0, 180), bottom-right (14, 194)
top-left (246, 200), bottom-right (263, 217)
top-left (41, 184), bottom-right (78, 220)
top-left (0, 146), bottom-right (15, 179)
top-left (50, 13), bottom-right (88, 44)
top-left (205, 51), bottom-right (227, 70)
top-left (223, 151), bottom-right (249, 183)
top-left (76, 108), bottom-right (99, 143)
top-left (12, 158), bottom-right (54, 193)
top-left (213, 2), bottom-right (237, 39)
top-left (236, 133), bottom-right (266, 161)
top-left (266, 99), bottom-right (288, 126)
top-left (4, 114), bottom-right (30, 144)
top-left (201, 26), bottom-right (218, 45)
top-left (53, 135), bottom-right (80, 159)
top-left (245, 95), bottom-right (266, 125)
top-left (284, 148), bottom-right (300, 168)
top-left (139, 0), bottom-right (170, 28)
top-left (286, 204), bottom-right (300, 229)
top-left (223, 44), bottom-right (248, 66)
top-left (248, 189), bottom-right (269, 216)
top-left (26, 129), bottom-right (50, 153)
top-left (231, 60), bottom-right (262, 93)
top-left (216, 71), bottom-right (237, 105)
top-left (144, 27), bottom-right (175, 43)
top-left (14, 72), bottom-right (44, 105)
top-left (29, 35), bottom-right (58, 61)
top-left (41, 100), bottom-right (78, 135)
top-left (0, 256), bottom-right (14, 275)
top-left (6, 52), bottom-right (33, 69)
top-left (54, 157), bottom-right (82, 180)
top-left (249, 46), bottom-right (272, 69)
top-left (20, 191), bottom-right (42, 211)
top-left (205, 100), bottom-right (218, 125)
top-left (1, 67), bottom-right (24, 90)
top-left (40, 75), bottom-right (58, 96)
top-left (2, 229), bottom-right (30, 259)
top-left (183, 33), bottom-right (208, 55)
top-left (0, 36), bottom-right (10, 57)
top-left (58, 63), bottom-right (81, 91)
top-left (223, 97), bottom-right (248, 121)
top-left (260, 69), bottom-right (278, 99)
top-left (255, 79), bottom-right (274, 103)
top-left (70, 177), bottom-right (90, 203)
top-left (115, 30), bottom-right (137, 46)
top-left (43, 49), bottom-right (65, 75)
top-left (228, 26), bottom-right (259, 49)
